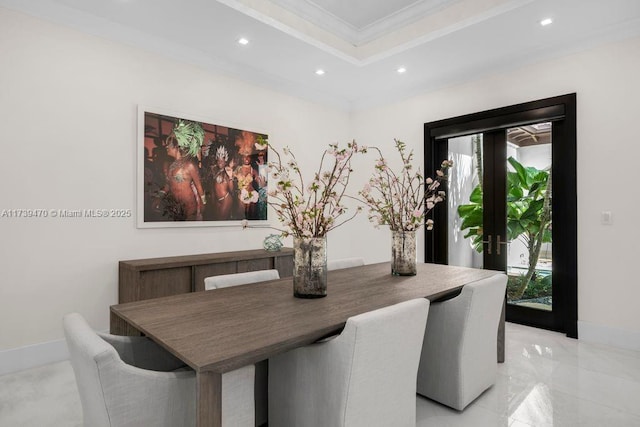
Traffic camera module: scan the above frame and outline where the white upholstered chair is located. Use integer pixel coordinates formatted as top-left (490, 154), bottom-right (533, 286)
top-left (204, 269), bottom-right (280, 426)
top-left (204, 269), bottom-right (280, 290)
top-left (326, 257), bottom-right (365, 271)
top-left (416, 274), bottom-right (507, 410)
top-left (269, 298), bottom-right (430, 427)
top-left (63, 312), bottom-right (255, 427)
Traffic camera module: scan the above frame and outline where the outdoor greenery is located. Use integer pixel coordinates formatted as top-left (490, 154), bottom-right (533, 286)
top-left (507, 273), bottom-right (552, 301)
top-left (457, 154), bottom-right (552, 300)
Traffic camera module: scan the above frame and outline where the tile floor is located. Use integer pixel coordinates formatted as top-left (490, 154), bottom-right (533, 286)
top-left (417, 323), bottom-right (640, 427)
top-left (1, 322), bottom-right (640, 426)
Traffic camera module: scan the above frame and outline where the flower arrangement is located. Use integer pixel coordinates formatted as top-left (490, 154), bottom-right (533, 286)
top-left (255, 137), bottom-right (365, 238)
top-left (359, 139), bottom-right (452, 232)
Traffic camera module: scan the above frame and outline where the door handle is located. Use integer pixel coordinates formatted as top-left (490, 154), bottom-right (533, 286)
top-left (497, 235), bottom-right (508, 255)
top-left (482, 235), bottom-right (492, 255)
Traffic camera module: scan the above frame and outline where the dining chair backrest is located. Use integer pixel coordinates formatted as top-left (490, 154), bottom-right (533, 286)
top-left (269, 298), bottom-right (430, 427)
top-left (416, 274), bottom-right (507, 410)
top-left (63, 313), bottom-right (199, 426)
top-left (204, 269), bottom-right (280, 290)
top-left (63, 312), bottom-right (255, 426)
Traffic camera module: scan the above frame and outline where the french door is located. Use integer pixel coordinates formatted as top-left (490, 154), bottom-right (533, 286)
top-left (424, 94), bottom-right (577, 337)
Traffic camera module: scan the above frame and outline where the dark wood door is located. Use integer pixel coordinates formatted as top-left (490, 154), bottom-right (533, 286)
top-left (425, 94), bottom-right (577, 337)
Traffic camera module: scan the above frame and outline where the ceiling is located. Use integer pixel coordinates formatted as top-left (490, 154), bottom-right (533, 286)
top-left (508, 123), bottom-right (551, 147)
top-left (2, 0), bottom-right (640, 111)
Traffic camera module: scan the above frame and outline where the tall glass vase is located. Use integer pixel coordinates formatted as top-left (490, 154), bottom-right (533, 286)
top-left (391, 230), bottom-right (417, 276)
top-left (293, 236), bottom-right (327, 298)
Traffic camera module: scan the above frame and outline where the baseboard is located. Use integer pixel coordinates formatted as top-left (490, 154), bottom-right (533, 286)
top-left (0, 338), bottom-right (69, 376)
top-left (578, 321), bottom-right (640, 352)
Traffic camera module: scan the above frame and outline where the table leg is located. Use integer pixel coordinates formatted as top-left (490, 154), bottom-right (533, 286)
top-left (197, 371), bottom-right (222, 427)
top-left (497, 297), bottom-right (505, 363)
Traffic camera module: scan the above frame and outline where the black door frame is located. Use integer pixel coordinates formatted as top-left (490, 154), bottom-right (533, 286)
top-left (481, 130), bottom-right (507, 274)
top-left (424, 94), bottom-right (577, 338)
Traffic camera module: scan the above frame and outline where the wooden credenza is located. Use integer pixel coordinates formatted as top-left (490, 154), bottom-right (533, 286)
top-left (113, 248), bottom-right (293, 335)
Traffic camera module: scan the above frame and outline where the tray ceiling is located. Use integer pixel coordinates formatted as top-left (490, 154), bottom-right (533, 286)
top-left (1, 0), bottom-right (639, 111)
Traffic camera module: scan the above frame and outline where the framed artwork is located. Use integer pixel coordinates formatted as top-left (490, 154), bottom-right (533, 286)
top-left (137, 107), bottom-right (269, 228)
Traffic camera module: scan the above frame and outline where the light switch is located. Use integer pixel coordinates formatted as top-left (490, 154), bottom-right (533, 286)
top-left (601, 211), bottom-right (613, 225)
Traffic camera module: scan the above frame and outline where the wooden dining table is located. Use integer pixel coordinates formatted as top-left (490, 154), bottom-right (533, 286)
top-left (110, 261), bottom-right (503, 427)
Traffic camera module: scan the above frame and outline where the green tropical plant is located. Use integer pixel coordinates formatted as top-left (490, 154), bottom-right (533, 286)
top-left (457, 156), bottom-right (552, 300)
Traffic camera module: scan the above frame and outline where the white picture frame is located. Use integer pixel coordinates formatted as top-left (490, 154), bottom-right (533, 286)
top-left (137, 105), bottom-right (271, 228)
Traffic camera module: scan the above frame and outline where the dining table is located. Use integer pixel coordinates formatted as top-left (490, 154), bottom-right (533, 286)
top-left (110, 261), bottom-right (504, 427)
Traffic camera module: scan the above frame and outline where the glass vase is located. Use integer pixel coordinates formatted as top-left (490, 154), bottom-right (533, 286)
top-left (391, 230), bottom-right (417, 276)
top-left (293, 236), bottom-right (327, 298)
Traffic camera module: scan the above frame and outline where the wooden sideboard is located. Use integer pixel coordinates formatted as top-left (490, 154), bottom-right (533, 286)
top-left (114, 248), bottom-right (293, 335)
top-left (119, 248), bottom-right (294, 303)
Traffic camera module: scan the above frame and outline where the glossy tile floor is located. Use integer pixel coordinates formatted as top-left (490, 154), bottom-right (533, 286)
top-left (417, 323), bottom-right (640, 427)
top-left (2, 322), bottom-right (640, 426)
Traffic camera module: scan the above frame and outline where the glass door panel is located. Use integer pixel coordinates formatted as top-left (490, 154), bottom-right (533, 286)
top-left (444, 123), bottom-right (554, 320)
top-left (505, 123), bottom-right (553, 312)
top-left (447, 134), bottom-right (483, 269)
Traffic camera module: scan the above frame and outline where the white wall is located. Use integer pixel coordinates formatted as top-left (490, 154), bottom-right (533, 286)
top-left (0, 8), bottom-right (352, 355)
top-left (2, 6), bottom-right (640, 370)
top-left (352, 35), bottom-right (640, 347)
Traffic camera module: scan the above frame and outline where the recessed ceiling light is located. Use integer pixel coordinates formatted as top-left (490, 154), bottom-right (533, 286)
top-left (540, 18), bottom-right (553, 26)
top-left (397, 67), bottom-right (407, 74)
top-left (238, 37), bottom-right (249, 45)
top-left (315, 69), bottom-right (325, 76)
